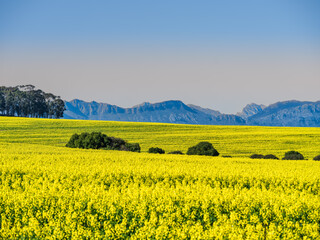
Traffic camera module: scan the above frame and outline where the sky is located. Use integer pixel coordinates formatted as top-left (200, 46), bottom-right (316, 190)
top-left (0, 0), bottom-right (320, 114)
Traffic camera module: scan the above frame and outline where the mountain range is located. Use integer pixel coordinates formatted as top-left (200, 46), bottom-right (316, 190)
top-left (64, 99), bottom-right (320, 127)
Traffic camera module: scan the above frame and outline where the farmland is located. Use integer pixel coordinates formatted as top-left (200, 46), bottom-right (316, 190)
top-left (1, 117), bottom-right (320, 239)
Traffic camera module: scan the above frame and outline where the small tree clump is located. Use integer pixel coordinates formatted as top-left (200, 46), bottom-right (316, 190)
top-left (125, 143), bottom-right (141, 153)
top-left (313, 155), bottom-right (320, 161)
top-left (65, 133), bottom-right (79, 148)
top-left (148, 147), bottom-right (165, 154)
top-left (66, 132), bottom-right (140, 152)
top-left (263, 154), bottom-right (279, 160)
top-left (106, 137), bottom-right (126, 150)
top-left (282, 151), bottom-right (304, 160)
top-left (250, 154), bottom-right (264, 159)
top-left (168, 151), bottom-right (184, 155)
top-left (186, 142), bottom-right (219, 156)
top-left (66, 132), bottom-right (109, 149)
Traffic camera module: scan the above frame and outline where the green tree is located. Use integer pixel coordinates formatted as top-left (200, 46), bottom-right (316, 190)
top-left (148, 147), bottom-right (165, 154)
top-left (282, 151), bottom-right (304, 160)
top-left (0, 89), bottom-right (5, 115)
top-left (187, 142), bottom-right (219, 156)
top-left (52, 98), bottom-right (66, 119)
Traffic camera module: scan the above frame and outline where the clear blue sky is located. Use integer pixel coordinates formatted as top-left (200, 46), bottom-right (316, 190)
top-left (1, 0), bottom-right (320, 113)
top-left (1, 0), bottom-right (320, 48)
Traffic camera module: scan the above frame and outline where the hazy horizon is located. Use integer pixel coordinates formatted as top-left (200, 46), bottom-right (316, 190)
top-left (1, 0), bottom-right (320, 114)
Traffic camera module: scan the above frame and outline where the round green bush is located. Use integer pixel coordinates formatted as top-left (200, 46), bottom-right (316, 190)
top-left (263, 154), bottom-right (279, 160)
top-left (186, 142), bottom-right (219, 156)
top-left (250, 154), bottom-right (264, 159)
top-left (148, 147), bottom-right (165, 154)
top-left (282, 151), bottom-right (304, 160)
top-left (313, 155), bottom-right (320, 161)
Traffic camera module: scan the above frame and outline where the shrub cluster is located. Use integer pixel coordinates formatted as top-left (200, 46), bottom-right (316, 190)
top-left (148, 147), bottom-right (165, 154)
top-left (125, 143), bottom-right (141, 153)
top-left (314, 155), bottom-right (320, 161)
top-left (66, 132), bottom-right (140, 152)
top-left (66, 134), bottom-right (314, 161)
top-left (264, 154), bottom-right (279, 159)
top-left (187, 142), bottom-right (219, 156)
top-left (250, 154), bottom-right (278, 159)
top-left (282, 151), bottom-right (304, 160)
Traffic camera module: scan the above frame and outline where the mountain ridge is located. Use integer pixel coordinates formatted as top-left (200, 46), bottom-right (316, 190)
top-left (64, 99), bottom-right (245, 125)
top-left (247, 100), bottom-right (320, 127)
top-left (64, 99), bottom-right (320, 127)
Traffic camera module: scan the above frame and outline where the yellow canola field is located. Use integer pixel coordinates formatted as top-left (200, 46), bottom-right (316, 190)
top-left (0, 117), bottom-right (320, 239)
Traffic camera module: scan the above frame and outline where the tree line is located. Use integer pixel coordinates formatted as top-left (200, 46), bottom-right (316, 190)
top-left (0, 85), bottom-right (65, 118)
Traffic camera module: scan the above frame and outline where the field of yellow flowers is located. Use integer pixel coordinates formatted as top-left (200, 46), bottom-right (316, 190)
top-left (0, 117), bottom-right (320, 239)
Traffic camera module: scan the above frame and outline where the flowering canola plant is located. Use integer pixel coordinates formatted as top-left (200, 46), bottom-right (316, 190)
top-left (0, 117), bottom-right (320, 239)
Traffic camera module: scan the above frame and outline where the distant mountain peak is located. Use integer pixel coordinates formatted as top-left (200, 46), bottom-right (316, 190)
top-left (237, 103), bottom-right (266, 119)
top-left (133, 102), bottom-right (151, 108)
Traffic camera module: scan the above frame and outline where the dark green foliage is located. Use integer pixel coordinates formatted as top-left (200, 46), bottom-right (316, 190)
top-left (66, 132), bottom-right (140, 152)
top-left (186, 142), bottom-right (219, 156)
top-left (107, 137), bottom-right (126, 150)
top-left (282, 151), bottom-right (304, 160)
top-left (148, 147), bottom-right (165, 154)
top-left (250, 154), bottom-right (264, 159)
top-left (313, 155), bottom-right (320, 161)
top-left (0, 91), bottom-right (5, 114)
top-left (250, 154), bottom-right (279, 159)
top-left (0, 85), bottom-right (65, 118)
top-left (263, 154), bottom-right (279, 160)
top-left (125, 143), bottom-right (141, 153)
top-left (51, 98), bottom-right (65, 119)
top-left (65, 133), bottom-right (80, 148)
top-left (168, 151), bottom-right (184, 155)
top-left (66, 132), bottom-right (108, 149)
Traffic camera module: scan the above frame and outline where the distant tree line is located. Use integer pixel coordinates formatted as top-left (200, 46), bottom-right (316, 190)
top-left (0, 85), bottom-right (65, 118)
